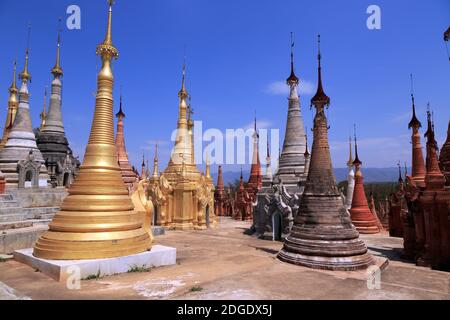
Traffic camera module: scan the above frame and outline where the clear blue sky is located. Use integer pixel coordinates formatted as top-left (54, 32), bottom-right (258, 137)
top-left (0, 0), bottom-right (449, 174)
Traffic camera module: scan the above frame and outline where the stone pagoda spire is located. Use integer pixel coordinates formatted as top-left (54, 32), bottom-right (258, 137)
top-left (37, 23), bottom-right (78, 187)
top-left (439, 120), bottom-right (450, 185)
top-left (345, 136), bottom-right (355, 209)
top-left (275, 33), bottom-right (307, 189)
top-left (151, 144), bottom-right (159, 179)
top-left (349, 131), bottom-right (381, 234)
top-left (408, 74), bottom-right (426, 187)
top-left (0, 60), bottom-right (19, 149)
top-left (115, 92), bottom-right (137, 192)
top-left (0, 27), bottom-right (50, 189)
top-left (265, 132), bottom-right (272, 180)
top-left (214, 165), bottom-right (226, 216)
top-left (34, 1), bottom-right (152, 260)
top-left (278, 35), bottom-right (374, 270)
top-left (247, 116), bottom-right (262, 193)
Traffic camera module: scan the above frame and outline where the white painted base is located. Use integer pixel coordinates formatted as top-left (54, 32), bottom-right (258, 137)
top-left (14, 245), bottom-right (177, 282)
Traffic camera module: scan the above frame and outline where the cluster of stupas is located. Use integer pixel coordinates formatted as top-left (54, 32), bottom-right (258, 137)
top-left (387, 90), bottom-right (450, 271)
top-left (0, 1), bottom-right (447, 283)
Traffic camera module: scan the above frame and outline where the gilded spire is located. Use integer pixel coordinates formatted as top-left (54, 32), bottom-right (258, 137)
top-left (178, 58), bottom-right (188, 99)
top-left (408, 74), bottom-right (421, 129)
top-left (311, 34), bottom-right (330, 106)
top-left (347, 136), bottom-right (353, 166)
top-left (286, 32), bottom-right (299, 85)
top-left (8, 60), bottom-right (18, 95)
top-left (40, 87), bottom-right (47, 130)
top-left (51, 19), bottom-right (63, 78)
top-left (19, 25), bottom-right (32, 83)
top-left (152, 144), bottom-right (159, 178)
top-left (205, 155), bottom-right (211, 179)
top-left (96, 0), bottom-right (118, 59)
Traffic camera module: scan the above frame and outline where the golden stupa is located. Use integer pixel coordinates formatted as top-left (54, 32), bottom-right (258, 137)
top-left (33, 0), bottom-right (152, 260)
top-left (147, 65), bottom-right (216, 230)
top-left (0, 61), bottom-right (19, 150)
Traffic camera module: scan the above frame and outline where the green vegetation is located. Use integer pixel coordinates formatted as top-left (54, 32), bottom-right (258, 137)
top-left (0, 257), bottom-right (7, 263)
top-left (127, 264), bottom-right (151, 273)
top-left (190, 286), bottom-right (203, 292)
top-left (83, 269), bottom-right (102, 280)
top-left (338, 181), bottom-right (397, 210)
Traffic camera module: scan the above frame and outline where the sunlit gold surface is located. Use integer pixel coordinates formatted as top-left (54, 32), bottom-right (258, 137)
top-left (147, 65), bottom-right (216, 230)
top-left (0, 61), bottom-right (19, 150)
top-left (33, 1), bottom-right (151, 260)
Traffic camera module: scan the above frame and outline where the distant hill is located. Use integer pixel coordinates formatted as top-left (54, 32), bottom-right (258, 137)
top-left (211, 167), bottom-right (405, 186)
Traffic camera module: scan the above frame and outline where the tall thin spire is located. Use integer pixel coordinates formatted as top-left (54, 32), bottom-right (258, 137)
top-left (304, 129), bottom-right (310, 157)
top-left (152, 143), bottom-right (159, 178)
top-left (311, 34), bottom-right (330, 106)
top-left (408, 74), bottom-right (421, 128)
top-left (19, 24), bottom-right (32, 83)
top-left (397, 161), bottom-right (403, 182)
top-left (286, 32), bottom-right (299, 85)
top-left (353, 125), bottom-right (361, 166)
top-left (51, 18), bottom-right (63, 78)
top-left (9, 60), bottom-right (18, 94)
top-left (103, 0), bottom-right (114, 46)
top-left (347, 136), bottom-right (353, 167)
top-left (179, 57), bottom-right (188, 99)
top-left (115, 90), bottom-right (125, 119)
top-left (40, 87), bottom-right (47, 130)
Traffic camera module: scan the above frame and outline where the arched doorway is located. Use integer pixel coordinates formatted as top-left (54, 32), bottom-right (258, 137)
top-left (25, 170), bottom-right (33, 188)
top-left (153, 206), bottom-right (158, 226)
top-left (205, 205), bottom-right (210, 227)
top-left (63, 172), bottom-right (70, 187)
top-left (272, 211), bottom-right (282, 241)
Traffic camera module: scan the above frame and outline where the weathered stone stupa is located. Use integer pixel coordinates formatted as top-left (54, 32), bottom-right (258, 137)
top-left (277, 35), bottom-right (374, 270)
top-left (252, 35), bottom-right (307, 240)
top-left (33, 1), bottom-right (152, 260)
top-left (115, 93), bottom-right (138, 192)
top-left (36, 29), bottom-right (79, 188)
top-left (438, 120), bottom-right (450, 186)
top-left (348, 134), bottom-right (381, 234)
top-left (0, 61), bottom-right (19, 150)
top-left (0, 41), bottom-right (50, 189)
top-left (214, 165), bottom-right (226, 216)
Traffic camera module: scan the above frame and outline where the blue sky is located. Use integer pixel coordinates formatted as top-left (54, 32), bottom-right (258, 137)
top-left (0, 0), bottom-right (449, 175)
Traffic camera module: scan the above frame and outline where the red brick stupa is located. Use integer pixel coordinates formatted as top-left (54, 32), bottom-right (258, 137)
top-left (214, 165), bottom-right (226, 216)
top-left (234, 168), bottom-right (252, 220)
top-left (115, 93), bottom-right (138, 192)
top-left (245, 117), bottom-right (262, 200)
top-left (348, 133), bottom-right (381, 234)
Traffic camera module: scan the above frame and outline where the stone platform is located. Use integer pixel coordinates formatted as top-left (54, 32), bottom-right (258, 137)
top-left (14, 245), bottom-right (177, 282)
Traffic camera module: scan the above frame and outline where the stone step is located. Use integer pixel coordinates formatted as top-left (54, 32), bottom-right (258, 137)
top-left (0, 207), bottom-right (58, 219)
top-left (0, 219), bottom-right (52, 231)
top-left (0, 194), bottom-right (14, 201)
top-left (0, 221), bottom-right (33, 231)
top-left (0, 213), bottom-right (29, 223)
top-left (0, 224), bottom-right (49, 254)
top-left (0, 200), bottom-right (20, 208)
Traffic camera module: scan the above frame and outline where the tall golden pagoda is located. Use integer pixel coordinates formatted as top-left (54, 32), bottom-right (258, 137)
top-left (148, 64), bottom-right (216, 230)
top-left (0, 61), bottom-right (19, 150)
top-left (33, 0), bottom-right (152, 260)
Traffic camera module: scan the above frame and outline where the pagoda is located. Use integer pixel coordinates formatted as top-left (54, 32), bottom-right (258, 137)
top-left (0, 34), bottom-right (50, 189)
top-left (438, 120), bottom-right (450, 185)
top-left (214, 165), bottom-right (226, 216)
top-left (348, 133), bottom-right (381, 234)
top-left (0, 61), bottom-right (19, 150)
top-left (277, 35), bottom-right (374, 270)
top-left (252, 34), bottom-right (307, 240)
top-left (147, 63), bottom-right (216, 230)
top-left (114, 93), bottom-right (138, 192)
top-left (33, 1), bottom-right (152, 260)
top-left (36, 27), bottom-right (79, 188)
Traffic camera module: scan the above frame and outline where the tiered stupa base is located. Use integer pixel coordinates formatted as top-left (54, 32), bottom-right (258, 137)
top-left (277, 195), bottom-right (375, 271)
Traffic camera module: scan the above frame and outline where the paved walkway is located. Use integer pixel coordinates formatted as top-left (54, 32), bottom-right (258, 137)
top-left (0, 217), bottom-right (449, 300)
